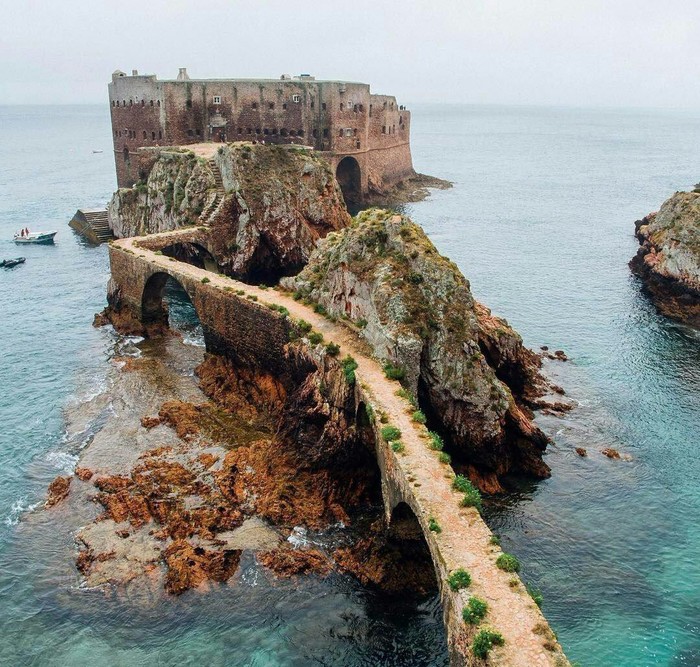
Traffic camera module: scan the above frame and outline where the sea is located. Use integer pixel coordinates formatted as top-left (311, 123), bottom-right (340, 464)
top-left (0, 103), bottom-right (699, 666)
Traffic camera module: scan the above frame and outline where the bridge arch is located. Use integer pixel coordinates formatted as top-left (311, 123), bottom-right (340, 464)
top-left (336, 156), bottom-right (362, 205)
top-left (141, 271), bottom-right (198, 328)
top-left (161, 241), bottom-right (220, 273)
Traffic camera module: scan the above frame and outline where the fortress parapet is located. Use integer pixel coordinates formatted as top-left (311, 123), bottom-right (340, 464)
top-left (108, 68), bottom-right (415, 203)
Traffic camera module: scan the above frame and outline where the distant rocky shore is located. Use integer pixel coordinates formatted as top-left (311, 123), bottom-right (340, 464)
top-left (631, 189), bottom-right (700, 327)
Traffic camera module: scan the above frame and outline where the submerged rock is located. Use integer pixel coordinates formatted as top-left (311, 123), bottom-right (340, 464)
top-left (284, 209), bottom-right (552, 491)
top-left (630, 190), bottom-right (700, 327)
top-left (45, 475), bottom-right (71, 508)
top-left (108, 144), bottom-right (351, 282)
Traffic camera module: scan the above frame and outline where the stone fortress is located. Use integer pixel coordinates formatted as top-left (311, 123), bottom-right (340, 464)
top-left (109, 68), bottom-right (415, 203)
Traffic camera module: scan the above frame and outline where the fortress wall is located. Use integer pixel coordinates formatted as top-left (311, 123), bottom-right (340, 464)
top-left (108, 72), bottom-right (414, 196)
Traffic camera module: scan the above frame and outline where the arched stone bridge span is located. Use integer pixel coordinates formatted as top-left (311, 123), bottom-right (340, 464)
top-left (107, 230), bottom-right (569, 667)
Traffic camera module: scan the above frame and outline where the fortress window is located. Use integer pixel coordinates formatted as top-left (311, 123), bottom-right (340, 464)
top-left (338, 129), bottom-right (343, 137)
top-left (353, 104), bottom-right (358, 113)
top-left (114, 130), bottom-right (118, 136)
top-left (143, 131), bottom-right (147, 139)
top-left (152, 131), bottom-right (156, 140)
top-left (310, 100), bottom-right (314, 109)
top-left (340, 103), bottom-right (344, 111)
top-left (150, 100), bottom-right (154, 106)
top-left (237, 127), bottom-right (242, 134)
top-left (141, 100), bottom-right (145, 107)
top-left (252, 102), bottom-right (258, 109)
top-left (382, 126), bottom-right (386, 134)
top-left (264, 129), bottom-right (269, 135)
top-left (356, 140), bottom-right (361, 149)
top-left (247, 127), bottom-right (252, 134)
top-left (187, 129), bottom-right (194, 136)
top-left (123, 100), bottom-right (126, 106)
top-left (268, 102), bottom-right (274, 110)
top-left (359, 104), bottom-right (364, 112)
top-left (157, 100), bottom-right (160, 107)
top-left (256, 128), bottom-right (261, 135)
top-left (298, 129), bottom-right (304, 137)
top-left (383, 101), bottom-right (387, 109)
top-left (322, 102), bottom-right (326, 110)
top-left (292, 94), bottom-right (301, 103)
top-left (289, 130), bottom-right (295, 137)
top-left (129, 100), bottom-right (133, 106)
top-left (281, 128), bottom-right (288, 136)
top-left (112, 101), bottom-right (115, 107)
top-left (399, 115), bottom-right (403, 125)
top-left (282, 103), bottom-right (287, 110)
top-left (196, 129), bottom-right (201, 136)
top-left (369, 104), bottom-right (372, 117)
top-left (213, 96), bottom-right (221, 104)
top-left (323, 128), bottom-right (328, 137)
top-left (312, 128), bottom-right (318, 138)
top-left (353, 128), bottom-right (358, 136)
top-left (272, 128), bottom-right (278, 135)
top-left (158, 131), bottom-right (162, 139)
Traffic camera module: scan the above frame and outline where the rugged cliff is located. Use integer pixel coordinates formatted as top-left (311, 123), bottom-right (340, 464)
top-left (631, 190), bottom-right (700, 327)
top-left (109, 144), bottom-right (350, 281)
top-left (283, 209), bottom-right (551, 492)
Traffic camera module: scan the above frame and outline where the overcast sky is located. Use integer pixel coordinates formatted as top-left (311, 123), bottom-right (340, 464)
top-left (2, 0), bottom-right (700, 108)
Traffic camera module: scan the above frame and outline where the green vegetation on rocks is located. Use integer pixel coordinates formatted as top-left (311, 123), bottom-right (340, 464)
top-left (496, 553), bottom-right (521, 573)
top-left (462, 597), bottom-right (488, 625)
top-left (447, 568), bottom-right (472, 591)
top-left (472, 629), bottom-right (505, 658)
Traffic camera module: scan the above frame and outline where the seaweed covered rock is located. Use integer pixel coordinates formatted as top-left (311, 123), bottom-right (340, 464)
top-left (108, 144), bottom-right (351, 282)
top-left (284, 209), bottom-right (551, 491)
top-left (631, 190), bottom-right (700, 327)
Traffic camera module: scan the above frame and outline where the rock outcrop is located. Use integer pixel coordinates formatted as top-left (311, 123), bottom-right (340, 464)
top-left (631, 190), bottom-right (700, 327)
top-left (109, 144), bottom-right (351, 282)
top-left (284, 209), bottom-right (552, 492)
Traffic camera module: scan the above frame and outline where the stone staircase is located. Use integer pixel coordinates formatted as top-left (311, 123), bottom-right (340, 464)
top-left (199, 159), bottom-right (226, 225)
top-left (69, 207), bottom-right (113, 243)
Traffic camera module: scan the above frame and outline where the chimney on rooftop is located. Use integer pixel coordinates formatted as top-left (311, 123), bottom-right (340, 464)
top-left (132, 69), bottom-right (138, 76)
top-left (177, 68), bottom-right (190, 81)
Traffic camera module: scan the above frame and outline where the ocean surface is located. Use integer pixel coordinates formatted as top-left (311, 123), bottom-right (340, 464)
top-left (0, 103), bottom-right (699, 666)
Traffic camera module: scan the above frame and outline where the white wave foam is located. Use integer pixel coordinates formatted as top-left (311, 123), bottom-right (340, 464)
top-left (4, 497), bottom-right (40, 527)
top-left (45, 451), bottom-right (79, 474)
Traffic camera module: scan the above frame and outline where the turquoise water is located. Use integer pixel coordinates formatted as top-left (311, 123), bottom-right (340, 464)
top-left (1, 103), bottom-right (699, 665)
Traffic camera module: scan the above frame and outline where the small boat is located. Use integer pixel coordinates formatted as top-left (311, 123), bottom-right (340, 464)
top-left (14, 230), bottom-right (57, 245)
top-left (0, 257), bottom-right (26, 268)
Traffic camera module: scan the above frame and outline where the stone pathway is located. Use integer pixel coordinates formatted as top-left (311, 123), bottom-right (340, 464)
top-left (116, 231), bottom-right (569, 667)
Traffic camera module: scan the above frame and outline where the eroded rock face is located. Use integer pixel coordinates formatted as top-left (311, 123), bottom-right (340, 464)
top-left (108, 144), bottom-right (351, 282)
top-left (284, 209), bottom-right (551, 491)
top-left (630, 191), bottom-right (700, 327)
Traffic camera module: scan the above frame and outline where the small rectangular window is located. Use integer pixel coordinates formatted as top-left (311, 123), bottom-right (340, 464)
top-left (213, 96), bottom-right (221, 104)
top-left (292, 94), bottom-right (301, 103)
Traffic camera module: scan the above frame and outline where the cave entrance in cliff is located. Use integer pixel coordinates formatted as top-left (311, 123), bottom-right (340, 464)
top-left (336, 156), bottom-right (362, 206)
top-left (383, 501), bottom-right (439, 596)
top-left (142, 272), bottom-right (204, 344)
top-left (161, 242), bottom-right (220, 273)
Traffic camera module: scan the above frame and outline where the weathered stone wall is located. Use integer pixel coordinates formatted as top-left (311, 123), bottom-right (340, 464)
top-left (108, 70), bottom-right (414, 196)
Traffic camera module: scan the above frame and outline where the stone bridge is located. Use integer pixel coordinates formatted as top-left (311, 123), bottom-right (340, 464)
top-left (107, 231), bottom-right (569, 667)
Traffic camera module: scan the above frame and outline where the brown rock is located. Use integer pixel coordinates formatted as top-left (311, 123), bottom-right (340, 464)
top-left (75, 467), bottom-right (93, 481)
top-left (140, 415), bottom-right (162, 429)
top-left (163, 539), bottom-right (241, 594)
top-left (45, 476), bottom-right (71, 507)
top-left (257, 548), bottom-right (332, 578)
top-left (575, 448), bottom-right (587, 457)
top-left (602, 448), bottom-right (621, 459)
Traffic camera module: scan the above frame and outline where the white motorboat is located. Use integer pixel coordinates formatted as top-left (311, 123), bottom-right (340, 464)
top-left (14, 230), bottom-right (57, 245)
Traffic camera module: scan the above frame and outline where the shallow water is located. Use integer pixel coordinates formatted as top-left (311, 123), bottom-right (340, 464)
top-left (1, 103), bottom-right (699, 665)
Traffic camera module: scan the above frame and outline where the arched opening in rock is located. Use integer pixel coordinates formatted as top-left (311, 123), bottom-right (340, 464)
top-left (141, 273), bottom-right (203, 345)
top-left (161, 242), bottom-right (220, 273)
top-left (336, 156), bottom-right (362, 206)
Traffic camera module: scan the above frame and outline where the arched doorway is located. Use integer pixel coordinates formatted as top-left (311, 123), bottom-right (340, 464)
top-left (336, 156), bottom-right (362, 206)
top-left (141, 273), bottom-right (203, 346)
top-left (160, 242), bottom-right (219, 273)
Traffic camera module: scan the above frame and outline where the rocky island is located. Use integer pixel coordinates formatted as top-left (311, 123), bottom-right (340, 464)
top-left (44, 69), bottom-right (572, 665)
top-left (631, 188), bottom-right (700, 327)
